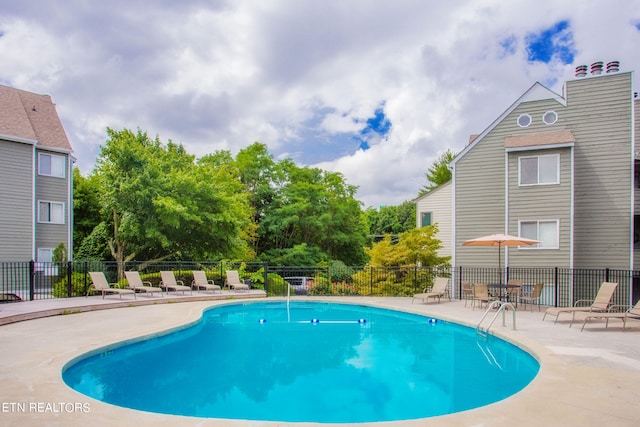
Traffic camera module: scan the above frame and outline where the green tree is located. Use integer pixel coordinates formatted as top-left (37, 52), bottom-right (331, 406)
top-left (72, 168), bottom-right (102, 257)
top-left (365, 202), bottom-right (416, 237)
top-left (366, 225), bottom-right (449, 267)
top-left (419, 149), bottom-right (456, 195)
top-left (94, 128), bottom-right (252, 267)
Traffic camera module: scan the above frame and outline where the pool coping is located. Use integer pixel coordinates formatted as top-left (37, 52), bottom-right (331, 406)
top-left (1, 296), bottom-right (639, 426)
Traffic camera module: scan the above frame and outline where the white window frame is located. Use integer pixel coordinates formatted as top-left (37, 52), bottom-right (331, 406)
top-left (517, 114), bottom-right (532, 127)
top-left (38, 201), bottom-right (65, 224)
top-left (518, 153), bottom-right (560, 186)
top-left (518, 219), bottom-right (559, 249)
top-left (38, 152), bottom-right (66, 178)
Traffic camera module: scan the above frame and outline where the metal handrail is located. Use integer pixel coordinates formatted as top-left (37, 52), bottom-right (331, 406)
top-left (477, 300), bottom-right (517, 335)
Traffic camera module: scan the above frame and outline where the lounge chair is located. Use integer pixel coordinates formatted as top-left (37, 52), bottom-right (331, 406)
top-left (159, 271), bottom-right (192, 295)
top-left (412, 277), bottom-right (449, 304)
top-left (519, 283), bottom-right (544, 312)
top-left (87, 272), bottom-right (136, 299)
top-left (543, 281), bottom-right (618, 326)
top-left (225, 270), bottom-right (250, 292)
top-left (192, 270), bottom-right (221, 293)
top-left (471, 283), bottom-right (498, 310)
top-left (577, 299), bottom-right (640, 331)
top-left (124, 271), bottom-right (163, 296)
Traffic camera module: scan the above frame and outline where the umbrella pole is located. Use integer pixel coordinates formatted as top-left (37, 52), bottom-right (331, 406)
top-left (498, 242), bottom-right (502, 286)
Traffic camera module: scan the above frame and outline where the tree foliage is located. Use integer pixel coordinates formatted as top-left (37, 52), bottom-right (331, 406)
top-left (366, 226), bottom-right (449, 267)
top-left (92, 128), bottom-right (254, 264)
top-left (74, 134), bottom-right (368, 266)
top-left (419, 149), bottom-right (456, 196)
top-left (365, 201), bottom-right (416, 237)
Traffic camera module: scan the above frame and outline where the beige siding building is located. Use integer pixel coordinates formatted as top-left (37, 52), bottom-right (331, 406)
top-left (414, 181), bottom-right (452, 258)
top-left (0, 84), bottom-right (74, 262)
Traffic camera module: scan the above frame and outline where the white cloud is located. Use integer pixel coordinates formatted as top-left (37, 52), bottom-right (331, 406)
top-left (1, 0), bottom-right (640, 207)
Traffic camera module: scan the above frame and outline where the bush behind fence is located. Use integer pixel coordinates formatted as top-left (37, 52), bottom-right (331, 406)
top-left (1, 261), bottom-right (639, 308)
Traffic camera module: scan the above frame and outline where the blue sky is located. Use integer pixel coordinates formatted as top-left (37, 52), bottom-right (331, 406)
top-left (1, 1), bottom-right (639, 207)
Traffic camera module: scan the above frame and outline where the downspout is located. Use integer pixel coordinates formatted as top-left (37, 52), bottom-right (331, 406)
top-left (450, 163), bottom-right (456, 298)
top-left (504, 151), bottom-right (509, 270)
top-left (569, 142), bottom-right (575, 304)
top-left (32, 146), bottom-right (37, 261)
top-left (68, 156), bottom-right (75, 262)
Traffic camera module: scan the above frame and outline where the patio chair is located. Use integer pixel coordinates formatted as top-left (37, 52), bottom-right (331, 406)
top-left (519, 283), bottom-right (544, 312)
top-left (412, 277), bottom-right (450, 304)
top-left (87, 272), bottom-right (136, 300)
top-left (462, 281), bottom-right (474, 307)
top-left (577, 298), bottom-right (640, 331)
top-left (159, 271), bottom-right (192, 295)
top-left (506, 279), bottom-right (522, 307)
top-left (225, 270), bottom-right (250, 292)
top-left (192, 270), bottom-right (221, 293)
top-left (471, 283), bottom-right (498, 310)
top-left (542, 281), bottom-right (618, 326)
top-left (124, 271), bottom-right (163, 297)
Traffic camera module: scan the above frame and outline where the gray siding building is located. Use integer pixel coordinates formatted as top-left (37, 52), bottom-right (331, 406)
top-left (452, 63), bottom-right (637, 272)
top-left (0, 84), bottom-right (74, 262)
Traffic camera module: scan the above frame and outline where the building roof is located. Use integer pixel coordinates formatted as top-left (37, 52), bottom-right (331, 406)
top-left (0, 84), bottom-right (73, 152)
top-left (504, 130), bottom-right (576, 149)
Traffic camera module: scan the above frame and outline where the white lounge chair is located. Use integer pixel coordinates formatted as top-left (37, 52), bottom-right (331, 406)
top-left (577, 299), bottom-right (640, 331)
top-left (159, 271), bottom-right (192, 295)
top-left (225, 270), bottom-right (250, 292)
top-left (543, 281), bottom-right (618, 326)
top-left (87, 272), bottom-right (136, 299)
top-left (412, 277), bottom-right (450, 304)
top-left (192, 270), bottom-right (221, 293)
top-left (124, 271), bottom-right (163, 296)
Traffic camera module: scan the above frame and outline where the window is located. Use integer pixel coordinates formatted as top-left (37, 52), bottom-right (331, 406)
top-left (519, 220), bottom-right (559, 249)
top-left (519, 154), bottom-right (559, 185)
top-left (421, 212), bottom-right (432, 227)
top-left (542, 111), bottom-right (558, 125)
top-left (517, 114), bottom-right (532, 127)
top-left (38, 201), bottom-right (65, 224)
top-left (38, 153), bottom-right (66, 178)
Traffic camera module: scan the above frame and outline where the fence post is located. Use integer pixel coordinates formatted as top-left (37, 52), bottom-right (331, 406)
top-left (605, 267), bottom-right (610, 283)
top-left (29, 260), bottom-right (35, 301)
top-left (263, 263), bottom-right (269, 294)
top-left (554, 267), bottom-right (559, 307)
top-left (67, 261), bottom-right (73, 298)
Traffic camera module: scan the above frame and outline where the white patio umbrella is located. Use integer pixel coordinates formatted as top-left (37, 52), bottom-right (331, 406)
top-left (462, 233), bottom-right (540, 284)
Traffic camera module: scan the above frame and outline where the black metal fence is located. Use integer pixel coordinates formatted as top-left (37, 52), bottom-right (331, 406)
top-left (1, 261), bottom-right (639, 308)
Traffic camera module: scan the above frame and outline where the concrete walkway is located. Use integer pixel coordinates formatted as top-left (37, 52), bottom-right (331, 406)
top-left (0, 295), bottom-right (639, 426)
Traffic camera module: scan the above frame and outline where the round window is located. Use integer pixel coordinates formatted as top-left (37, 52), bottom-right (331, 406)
top-left (517, 114), bottom-right (532, 127)
top-left (542, 111), bottom-right (558, 125)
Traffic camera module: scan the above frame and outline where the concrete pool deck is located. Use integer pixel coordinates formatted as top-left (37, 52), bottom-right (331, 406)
top-left (1, 295), bottom-right (639, 426)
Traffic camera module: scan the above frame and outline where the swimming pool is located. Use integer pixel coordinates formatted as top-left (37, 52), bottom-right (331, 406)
top-left (63, 301), bottom-right (539, 423)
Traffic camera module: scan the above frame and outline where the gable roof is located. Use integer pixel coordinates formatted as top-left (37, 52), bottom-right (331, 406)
top-left (450, 81), bottom-right (564, 167)
top-left (0, 84), bottom-right (73, 152)
top-left (412, 180), bottom-right (451, 203)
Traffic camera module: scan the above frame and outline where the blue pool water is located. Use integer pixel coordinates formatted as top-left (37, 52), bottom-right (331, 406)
top-left (63, 302), bottom-right (539, 423)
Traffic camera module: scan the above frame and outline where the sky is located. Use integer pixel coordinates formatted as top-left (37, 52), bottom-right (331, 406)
top-left (1, 1), bottom-right (640, 208)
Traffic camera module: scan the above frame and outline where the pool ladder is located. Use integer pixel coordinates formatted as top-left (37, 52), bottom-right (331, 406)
top-left (477, 300), bottom-right (516, 337)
